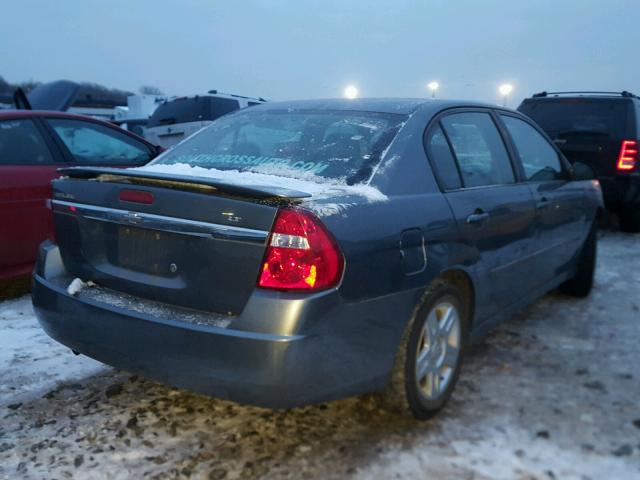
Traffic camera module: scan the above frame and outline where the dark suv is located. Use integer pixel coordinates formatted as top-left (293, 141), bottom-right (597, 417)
top-left (518, 91), bottom-right (640, 231)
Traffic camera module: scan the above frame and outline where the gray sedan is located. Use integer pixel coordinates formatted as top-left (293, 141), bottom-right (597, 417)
top-left (33, 98), bottom-right (602, 419)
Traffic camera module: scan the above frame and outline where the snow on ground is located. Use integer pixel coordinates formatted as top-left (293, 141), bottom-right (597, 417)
top-left (0, 297), bottom-right (106, 408)
top-left (1, 231), bottom-right (639, 479)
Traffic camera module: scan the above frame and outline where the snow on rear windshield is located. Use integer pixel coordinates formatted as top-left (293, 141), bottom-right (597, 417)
top-left (149, 109), bottom-right (407, 184)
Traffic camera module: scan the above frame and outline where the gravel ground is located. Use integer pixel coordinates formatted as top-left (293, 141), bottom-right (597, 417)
top-left (1, 231), bottom-right (639, 480)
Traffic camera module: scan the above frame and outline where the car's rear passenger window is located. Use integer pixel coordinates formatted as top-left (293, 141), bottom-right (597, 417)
top-left (500, 115), bottom-right (564, 182)
top-left (48, 118), bottom-right (152, 166)
top-left (441, 112), bottom-right (515, 187)
top-left (426, 125), bottom-right (462, 190)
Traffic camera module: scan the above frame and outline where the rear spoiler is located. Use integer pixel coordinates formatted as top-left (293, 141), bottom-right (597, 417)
top-left (58, 167), bottom-right (312, 200)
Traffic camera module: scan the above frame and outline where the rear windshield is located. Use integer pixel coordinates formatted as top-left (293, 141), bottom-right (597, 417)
top-left (519, 99), bottom-right (629, 138)
top-left (149, 109), bottom-right (407, 184)
top-left (147, 97), bottom-right (240, 127)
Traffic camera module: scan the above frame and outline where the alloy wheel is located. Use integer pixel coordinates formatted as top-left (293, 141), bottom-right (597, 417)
top-left (415, 301), bottom-right (461, 401)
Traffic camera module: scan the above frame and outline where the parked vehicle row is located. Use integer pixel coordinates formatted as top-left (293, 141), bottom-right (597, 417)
top-left (32, 98), bottom-right (602, 419)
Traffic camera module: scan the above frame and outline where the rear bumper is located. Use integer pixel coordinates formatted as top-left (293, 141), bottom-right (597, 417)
top-left (599, 174), bottom-right (640, 210)
top-left (32, 243), bottom-right (410, 408)
top-left (0, 262), bottom-right (34, 283)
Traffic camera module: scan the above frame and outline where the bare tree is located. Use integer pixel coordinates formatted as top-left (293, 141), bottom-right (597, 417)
top-left (17, 79), bottom-right (42, 93)
top-left (139, 85), bottom-right (164, 95)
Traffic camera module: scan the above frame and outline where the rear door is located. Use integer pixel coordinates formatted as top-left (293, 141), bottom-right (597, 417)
top-left (498, 113), bottom-right (586, 285)
top-left (43, 117), bottom-right (155, 167)
top-left (427, 110), bottom-right (538, 321)
top-left (0, 117), bottom-right (66, 278)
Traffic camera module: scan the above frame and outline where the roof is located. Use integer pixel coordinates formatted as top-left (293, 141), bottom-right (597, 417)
top-left (0, 109), bottom-right (157, 147)
top-left (0, 109), bottom-right (111, 120)
top-left (247, 98), bottom-right (503, 115)
top-left (166, 92), bottom-right (266, 104)
top-left (524, 91), bottom-right (638, 101)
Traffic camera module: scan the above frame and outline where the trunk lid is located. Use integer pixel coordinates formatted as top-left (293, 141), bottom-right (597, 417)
top-left (51, 169), bottom-right (308, 314)
top-left (26, 80), bottom-right (80, 111)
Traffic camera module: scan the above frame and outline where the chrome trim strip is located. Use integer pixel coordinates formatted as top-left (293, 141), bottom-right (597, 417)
top-left (52, 200), bottom-right (269, 244)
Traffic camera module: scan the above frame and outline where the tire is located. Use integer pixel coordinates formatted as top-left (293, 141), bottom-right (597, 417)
top-left (376, 282), bottom-right (470, 420)
top-left (559, 222), bottom-right (597, 297)
top-left (619, 208), bottom-right (640, 233)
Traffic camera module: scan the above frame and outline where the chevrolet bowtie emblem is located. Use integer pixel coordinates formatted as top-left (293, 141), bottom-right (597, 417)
top-left (124, 212), bottom-right (143, 224)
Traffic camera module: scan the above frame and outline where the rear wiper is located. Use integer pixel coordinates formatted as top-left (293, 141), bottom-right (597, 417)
top-left (158, 117), bottom-right (177, 125)
top-left (555, 130), bottom-right (610, 138)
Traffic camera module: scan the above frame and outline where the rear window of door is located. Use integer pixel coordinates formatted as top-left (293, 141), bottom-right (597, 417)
top-left (440, 112), bottom-right (515, 187)
top-left (0, 119), bottom-right (54, 165)
top-left (500, 115), bottom-right (564, 182)
top-left (47, 118), bottom-right (152, 166)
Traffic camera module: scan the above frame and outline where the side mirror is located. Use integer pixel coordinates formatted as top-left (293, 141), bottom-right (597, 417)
top-left (571, 161), bottom-right (596, 181)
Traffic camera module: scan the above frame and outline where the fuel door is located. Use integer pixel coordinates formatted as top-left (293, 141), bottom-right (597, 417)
top-left (400, 228), bottom-right (426, 276)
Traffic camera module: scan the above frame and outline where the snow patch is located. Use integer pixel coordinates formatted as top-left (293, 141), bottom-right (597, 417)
top-left (66, 278), bottom-right (95, 296)
top-left (0, 295), bottom-right (106, 406)
top-left (306, 202), bottom-right (358, 218)
top-left (77, 284), bottom-right (231, 328)
top-left (357, 418), bottom-right (636, 480)
top-left (374, 153), bottom-right (401, 176)
top-left (133, 163), bottom-right (387, 203)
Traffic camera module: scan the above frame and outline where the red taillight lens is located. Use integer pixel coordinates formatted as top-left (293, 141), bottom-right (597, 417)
top-left (617, 140), bottom-right (637, 171)
top-left (258, 208), bottom-right (344, 291)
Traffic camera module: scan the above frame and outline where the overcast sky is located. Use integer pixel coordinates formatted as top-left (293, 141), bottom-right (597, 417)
top-left (2, 0), bottom-right (638, 106)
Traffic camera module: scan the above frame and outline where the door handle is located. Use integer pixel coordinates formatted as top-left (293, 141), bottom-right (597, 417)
top-left (466, 211), bottom-right (490, 224)
top-left (536, 197), bottom-right (550, 210)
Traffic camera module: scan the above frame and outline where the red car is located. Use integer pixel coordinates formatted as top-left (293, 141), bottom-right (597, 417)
top-left (0, 109), bottom-right (162, 283)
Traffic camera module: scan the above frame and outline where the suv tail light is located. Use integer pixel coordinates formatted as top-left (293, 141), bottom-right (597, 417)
top-left (617, 139), bottom-right (637, 171)
top-left (258, 208), bottom-right (344, 291)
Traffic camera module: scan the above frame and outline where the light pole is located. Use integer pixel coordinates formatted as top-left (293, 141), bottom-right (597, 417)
top-left (427, 81), bottom-right (439, 98)
top-left (499, 84), bottom-right (513, 107)
top-left (344, 85), bottom-right (359, 99)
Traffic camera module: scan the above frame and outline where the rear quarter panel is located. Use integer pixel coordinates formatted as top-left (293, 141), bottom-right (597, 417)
top-left (308, 106), bottom-right (477, 339)
top-left (0, 165), bottom-right (60, 278)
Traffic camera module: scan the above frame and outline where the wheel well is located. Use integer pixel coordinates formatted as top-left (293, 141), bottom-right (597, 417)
top-left (438, 269), bottom-right (475, 325)
top-left (595, 206), bottom-right (609, 229)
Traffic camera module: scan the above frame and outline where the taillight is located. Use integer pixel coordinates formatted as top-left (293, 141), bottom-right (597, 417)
top-left (617, 139), bottom-right (637, 172)
top-left (258, 208), bottom-right (344, 291)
